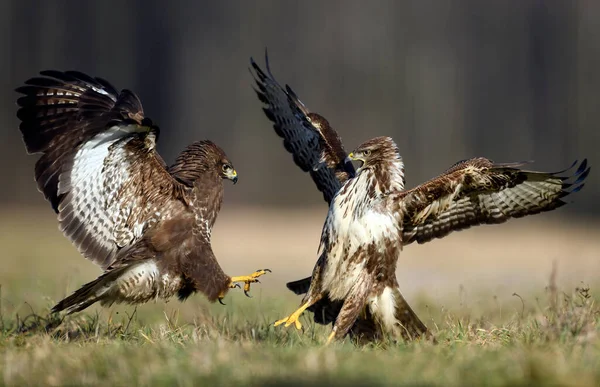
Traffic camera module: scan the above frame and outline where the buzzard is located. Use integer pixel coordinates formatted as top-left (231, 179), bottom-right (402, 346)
top-left (16, 70), bottom-right (269, 315)
top-left (250, 53), bottom-right (590, 344)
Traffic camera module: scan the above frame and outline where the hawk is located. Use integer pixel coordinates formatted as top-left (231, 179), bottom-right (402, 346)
top-left (250, 53), bottom-right (590, 344)
top-left (16, 70), bottom-right (270, 315)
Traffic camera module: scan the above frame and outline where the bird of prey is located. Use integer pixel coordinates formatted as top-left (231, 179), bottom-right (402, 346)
top-left (250, 53), bottom-right (590, 344)
top-left (16, 70), bottom-right (270, 315)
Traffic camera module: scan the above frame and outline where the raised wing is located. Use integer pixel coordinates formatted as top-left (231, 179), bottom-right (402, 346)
top-left (16, 71), bottom-right (186, 269)
top-left (393, 158), bottom-right (590, 245)
top-left (249, 51), bottom-right (355, 204)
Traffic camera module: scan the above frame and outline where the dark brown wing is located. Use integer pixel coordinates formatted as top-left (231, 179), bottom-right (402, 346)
top-left (249, 51), bottom-right (355, 204)
top-left (16, 71), bottom-right (186, 269)
top-left (393, 158), bottom-right (590, 245)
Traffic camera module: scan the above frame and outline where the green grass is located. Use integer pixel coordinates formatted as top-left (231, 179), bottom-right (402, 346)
top-left (1, 281), bottom-right (599, 386)
top-left (1, 212), bottom-right (599, 385)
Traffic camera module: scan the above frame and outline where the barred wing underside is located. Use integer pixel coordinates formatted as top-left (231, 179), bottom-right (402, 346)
top-left (16, 71), bottom-right (184, 269)
top-left (395, 158), bottom-right (590, 245)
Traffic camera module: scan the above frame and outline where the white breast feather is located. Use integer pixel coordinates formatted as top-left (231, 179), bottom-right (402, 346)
top-left (321, 173), bottom-right (399, 299)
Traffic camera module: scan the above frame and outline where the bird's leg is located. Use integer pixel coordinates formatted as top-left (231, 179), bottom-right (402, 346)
top-left (274, 294), bottom-right (323, 330)
top-left (326, 329), bottom-right (337, 345)
top-left (326, 278), bottom-right (371, 344)
top-left (229, 269), bottom-right (271, 297)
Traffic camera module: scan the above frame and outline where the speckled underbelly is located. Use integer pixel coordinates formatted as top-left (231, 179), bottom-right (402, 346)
top-left (99, 261), bottom-right (182, 306)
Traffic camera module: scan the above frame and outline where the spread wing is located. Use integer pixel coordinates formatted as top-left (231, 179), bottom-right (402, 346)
top-left (249, 51), bottom-right (355, 204)
top-left (16, 71), bottom-right (187, 269)
top-left (393, 158), bottom-right (590, 245)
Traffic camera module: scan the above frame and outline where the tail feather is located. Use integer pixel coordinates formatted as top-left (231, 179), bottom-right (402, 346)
top-left (286, 276), bottom-right (311, 295)
top-left (310, 297), bottom-right (343, 325)
top-left (52, 268), bottom-right (124, 315)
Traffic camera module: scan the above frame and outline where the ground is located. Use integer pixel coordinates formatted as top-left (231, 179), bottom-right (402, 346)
top-left (1, 207), bottom-right (599, 386)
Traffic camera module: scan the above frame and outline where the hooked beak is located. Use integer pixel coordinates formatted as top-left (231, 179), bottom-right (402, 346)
top-left (346, 152), bottom-right (365, 166)
top-left (226, 169), bottom-right (238, 184)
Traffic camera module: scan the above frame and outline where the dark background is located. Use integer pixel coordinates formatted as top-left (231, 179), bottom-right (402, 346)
top-left (1, 0), bottom-right (597, 215)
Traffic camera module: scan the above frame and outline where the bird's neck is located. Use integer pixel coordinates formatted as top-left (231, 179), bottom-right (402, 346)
top-left (357, 158), bottom-right (406, 196)
top-left (190, 172), bottom-right (224, 241)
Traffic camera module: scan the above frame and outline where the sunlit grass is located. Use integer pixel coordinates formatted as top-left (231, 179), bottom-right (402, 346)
top-left (0, 278), bottom-right (599, 386)
top-left (1, 209), bottom-right (599, 385)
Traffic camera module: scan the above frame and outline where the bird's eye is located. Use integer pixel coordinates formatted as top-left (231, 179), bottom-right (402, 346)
top-left (363, 149), bottom-right (371, 156)
top-left (222, 164), bottom-right (231, 172)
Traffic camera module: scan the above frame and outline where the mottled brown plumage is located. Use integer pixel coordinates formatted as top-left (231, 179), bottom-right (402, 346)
top-left (251, 53), bottom-right (590, 344)
top-left (16, 70), bottom-right (268, 315)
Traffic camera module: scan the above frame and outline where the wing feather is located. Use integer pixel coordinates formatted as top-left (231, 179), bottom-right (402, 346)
top-left (395, 158), bottom-right (590, 245)
top-left (16, 71), bottom-right (183, 269)
top-left (249, 51), bottom-right (355, 204)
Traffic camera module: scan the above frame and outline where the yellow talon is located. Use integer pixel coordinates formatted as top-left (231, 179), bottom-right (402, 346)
top-left (326, 330), bottom-right (336, 345)
top-left (218, 282), bottom-right (241, 305)
top-left (273, 300), bottom-right (314, 330)
top-left (274, 314), bottom-right (303, 330)
top-left (230, 269), bottom-right (270, 284)
top-left (229, 269), bottom-right (271, 297)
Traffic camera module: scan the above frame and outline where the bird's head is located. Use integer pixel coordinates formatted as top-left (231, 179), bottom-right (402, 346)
top-left (170, 140), bottom-right (238, 185)
top-left (219, 159), bottom-right (238, 184)
top-left (347, 136), bottom-right (401, 171)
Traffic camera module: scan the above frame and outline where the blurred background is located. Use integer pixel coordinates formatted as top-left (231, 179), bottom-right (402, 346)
top-left (0, 0), bottom-right (598, 319)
